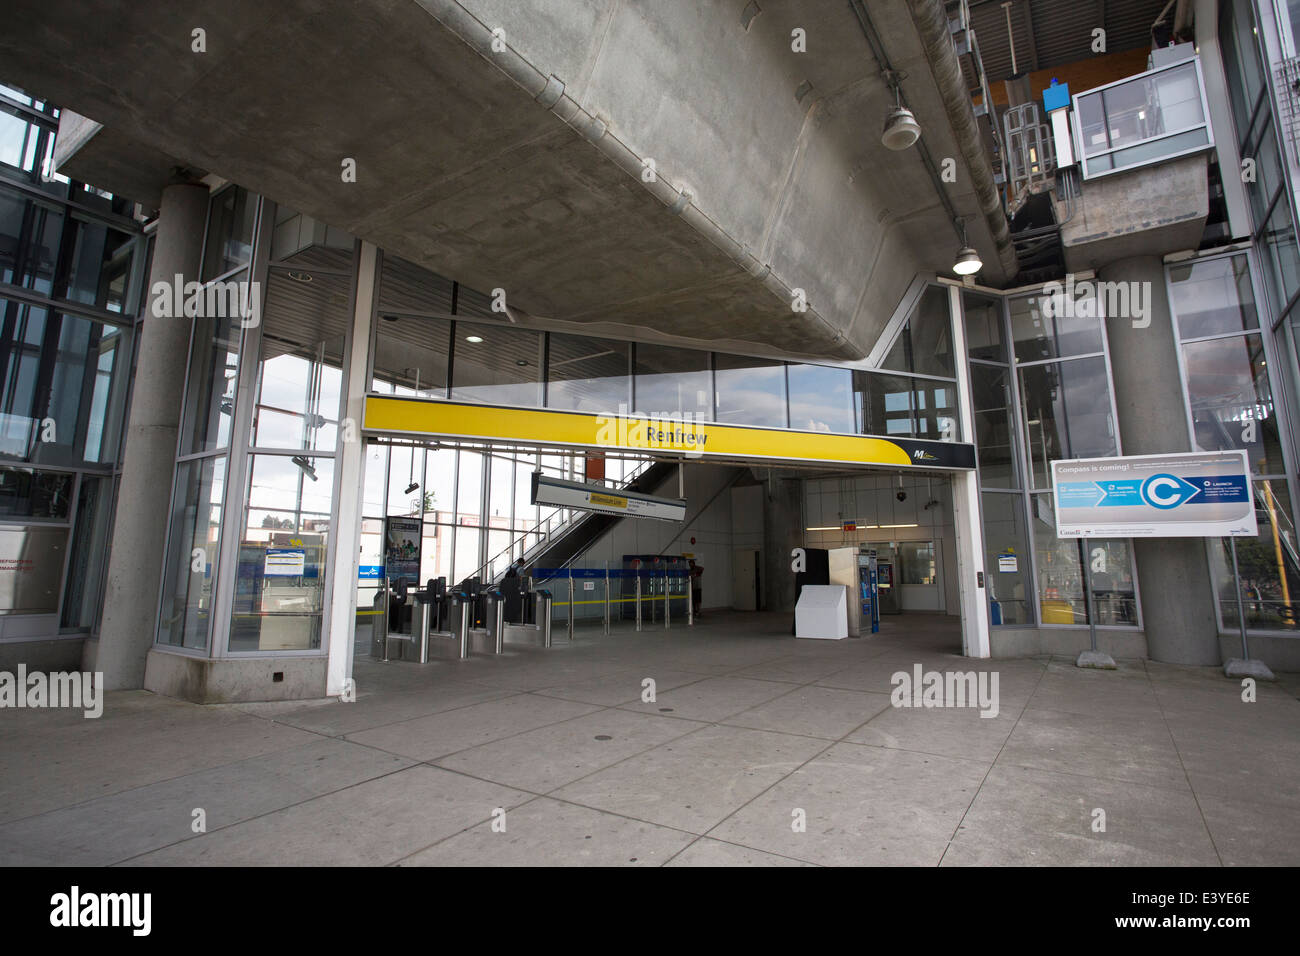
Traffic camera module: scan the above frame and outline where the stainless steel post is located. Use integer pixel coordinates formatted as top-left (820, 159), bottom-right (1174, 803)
top-left (568, 570), bottom-right (575, 643)
top-left (381, 577), bottom-right (391, 662)
top-left (493, 592), bottom-right (505, 654)
top-left (458, 596), bottom-right (470, 659)
top-left (687, 569), bottom-right (694, 627)
top-left (419, 594), bottom-right (432, 663)
top-left (604, 562), bottom-right (610, 636)
top-left (635, 573), bottom-right (642, 631)
top-left (542, 592), bottom-right (553, 648)
top-left (664, 569), bottom-right (670, 629)
top-left (1230, 537), bottom-right (1251, 660)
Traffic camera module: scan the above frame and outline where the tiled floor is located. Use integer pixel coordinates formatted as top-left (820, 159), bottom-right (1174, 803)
top-left (3, 611), bottom-right (1298, 866)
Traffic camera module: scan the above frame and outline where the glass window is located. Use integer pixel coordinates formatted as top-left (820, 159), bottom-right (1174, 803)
top-left (0, 465), bottom-right (74, 518)
top-left (454, 526), bottom-right (482, 585)
top-left (880, 286), bottom-right (954, 377)
top-left (1009, 289), bottom-right (1103, 362)
top-left (898, 541), bottom-right (936, 585)
top-left (546, 332), bottom-right (628, 412)
top-left (373, 314), bottom-right (450, 398)
top-left (1261, 197), bottom-right (1300, 311)
top-left (970, 364), bottom-right (1019, 488)
top-left (634, 343), bottom-right (710, 418)
top-left (157, 456), bottom-right (225, 650)
top-left (424, 447), bottom-right (456, 522)
top-left (963, 293), bottom-right (1006, 362)
top-left (61, 474), bottom-right (113, 629)
top-left (230, 454), bottom-right (335, 652)
top-left (982, 492), bottom-right (1032, 625)
top-left (856, 371), bottom-right (952, 439)
top-left (178, 274), bottom-right (245, 455)
top-left (714, 354), bottom-right (786, 427)
top-left (0, 192), bottom-right (63, 292)
top-left (1181, 333), bottom-right (1282, 475)
top-left (513, 452), bottom-right (537, 531)
top-left (787, 364), bottom-right (854, 434)
top-left (1031, 495), bottom-right (1138, 626)
top-left (201, 186), bottom-right (256, 280)
top-left (252, 269), bottom-right (347, 451)
top-left (1168, 255), bottom-right (1259, 339)
top-left (451, 322), bottom-right (541, 407)
top-left (59, 218), bottom-right (135, 312)
top-left (387, 444), bottom-right (421, 517)
top-left (487, 452), bottom-right (514, 528)
top-left (457, 449), bottom-right (483, 524)
top-left (1212, 480), bottom-right (1300, 631)
top-left (1018, 357), bottom-right (1116, 489)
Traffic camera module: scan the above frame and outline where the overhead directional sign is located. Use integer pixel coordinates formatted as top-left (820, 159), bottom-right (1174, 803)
top-left (531, 473), bottom-right (686, 523)
top-left (1051, 451), bottom-right (1257, 538)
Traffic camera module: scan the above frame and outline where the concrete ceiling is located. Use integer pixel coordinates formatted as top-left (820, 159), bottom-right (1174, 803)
top-left (3, 0), bottom-right (1012, 362)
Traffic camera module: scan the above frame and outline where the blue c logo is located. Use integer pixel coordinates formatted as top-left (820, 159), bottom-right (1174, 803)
top-left (1140, 473), bottom-right (1197, 509)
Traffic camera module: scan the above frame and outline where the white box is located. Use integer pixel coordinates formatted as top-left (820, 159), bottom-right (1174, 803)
top-left (795, 585), bottom-right (848, 640)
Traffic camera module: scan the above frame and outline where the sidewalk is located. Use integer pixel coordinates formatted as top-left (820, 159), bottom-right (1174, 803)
top-left (2, 612), bottom-right (1296, 866)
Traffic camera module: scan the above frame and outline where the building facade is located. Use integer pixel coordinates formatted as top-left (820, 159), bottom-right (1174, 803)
top-left (2, 0), bottom-right (1300, 702)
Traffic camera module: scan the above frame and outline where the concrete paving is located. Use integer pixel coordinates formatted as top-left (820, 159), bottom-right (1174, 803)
top-left (2, 611), bottom-right (1297, 867)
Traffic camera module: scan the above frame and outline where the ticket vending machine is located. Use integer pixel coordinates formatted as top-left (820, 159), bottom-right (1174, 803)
top-left (858, 550), bottom-right (880, 634)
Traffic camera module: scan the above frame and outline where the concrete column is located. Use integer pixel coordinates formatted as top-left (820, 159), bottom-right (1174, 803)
top-left (94, 182), bottom-right (208, 689)
top-left (761, 472), bottom-right (801, 612)
top-left (1100, 255), bottom-right (1220, 665)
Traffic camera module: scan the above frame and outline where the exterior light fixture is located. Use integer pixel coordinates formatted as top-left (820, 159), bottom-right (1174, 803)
top-left (881, 72), bottom-right (920, 150)
top-left (953, 217), bottom-right (982, 276)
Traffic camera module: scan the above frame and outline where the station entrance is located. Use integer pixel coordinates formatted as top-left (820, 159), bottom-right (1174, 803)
top-left (351, 424), bottom-right (973, 681)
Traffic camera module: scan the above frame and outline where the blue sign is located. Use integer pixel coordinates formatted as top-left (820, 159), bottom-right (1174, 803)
top-left (358, 564), bottom-right (383, 580)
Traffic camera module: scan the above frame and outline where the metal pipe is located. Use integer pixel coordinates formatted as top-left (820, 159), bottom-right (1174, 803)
top-left (568, 570), bottom-right (575, 643)
top-left (604, 562), bottom-right (610, 636)
top-left (458, 596), bottom-right (470, 660)
top-left (664, 569), bottom-right (670, 629)
top-left (635, 573), bottom-right (642, 631)
top-left (1230, 538), bottom-right (1250, 661)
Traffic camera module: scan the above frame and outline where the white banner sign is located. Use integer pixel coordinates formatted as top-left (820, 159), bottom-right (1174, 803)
top-left (1051, 451), bottom-right (1258, 538)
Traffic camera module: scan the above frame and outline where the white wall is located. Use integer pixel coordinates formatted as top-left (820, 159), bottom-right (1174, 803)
top-left (580, 463), bottom-right (743, 609)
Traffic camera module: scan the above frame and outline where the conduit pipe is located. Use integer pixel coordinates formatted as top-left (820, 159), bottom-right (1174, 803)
top-left (904, 0), bottom-right (1019, 278)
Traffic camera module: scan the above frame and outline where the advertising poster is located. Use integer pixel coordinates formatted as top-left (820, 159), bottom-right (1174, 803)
top-left (384, 516), bottom-right (422, 585)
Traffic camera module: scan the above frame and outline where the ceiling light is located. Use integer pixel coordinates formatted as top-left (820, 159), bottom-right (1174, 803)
top-left (881, 73), bottom-right (920, 150)
top-left (286, 271), bottom-right (313, 283)
top-left (465, 335), bottom-right (484, 343)
top-left (952, 216), bottom-right (982, 276)
top-left (953, 246), bottom-right (982, 275)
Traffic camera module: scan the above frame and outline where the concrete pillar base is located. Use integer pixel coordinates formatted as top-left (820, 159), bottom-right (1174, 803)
top-left (1076, 649), bottom-right (1117, 669)
top-left (143, 649), bottom-right (329, 704)
top-left (1223, 658), bottom-right (1276, 681)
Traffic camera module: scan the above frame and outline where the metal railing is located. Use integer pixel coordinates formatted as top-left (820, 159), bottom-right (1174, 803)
top-left (470, 457), bottom-right (656, 585)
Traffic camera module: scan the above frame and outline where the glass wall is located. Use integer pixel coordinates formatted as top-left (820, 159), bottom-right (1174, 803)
top-left (1170, 250), bottom-right (1300, 631)
top-left (962, 286), bottom-right (1138, 631)
top-left (0, 81), bottom-right (145, 634)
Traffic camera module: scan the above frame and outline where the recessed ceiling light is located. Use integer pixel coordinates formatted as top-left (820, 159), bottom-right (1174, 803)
top-left (286, 271), bottom-right (313, 283)
top-left (465, 335), bottom-right (484, 343)
top-left (516, 359), bottom-right (529, 367)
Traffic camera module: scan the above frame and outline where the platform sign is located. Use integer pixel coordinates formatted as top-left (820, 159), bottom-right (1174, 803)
top-left (1051, 451), bottom-right (1257, 538)
top-left (531, 472), bottom-right (685, 522)
top-left (264, 548), bottom-right (305, 577)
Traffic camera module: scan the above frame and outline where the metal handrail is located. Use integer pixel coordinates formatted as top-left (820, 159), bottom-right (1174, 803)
top-left (469, 457), bottom-right (656, 584)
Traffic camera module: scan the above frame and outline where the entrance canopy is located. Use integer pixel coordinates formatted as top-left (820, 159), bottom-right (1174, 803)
top-left (363, 395), bottom-right (976, 472)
